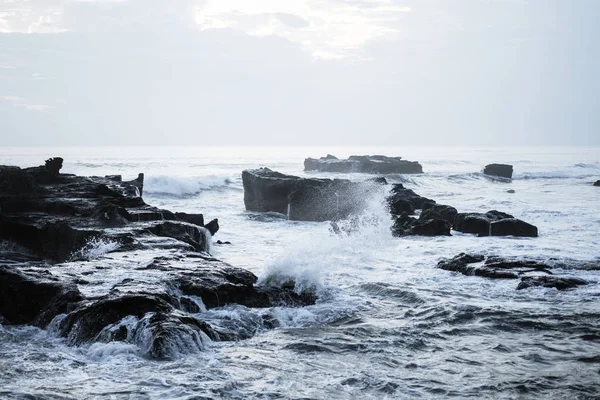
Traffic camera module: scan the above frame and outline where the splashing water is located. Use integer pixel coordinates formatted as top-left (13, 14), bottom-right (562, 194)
top-left (70, 237), bottom-right (121, 261)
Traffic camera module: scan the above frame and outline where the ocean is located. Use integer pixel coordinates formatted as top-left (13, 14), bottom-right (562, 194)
top-left (1, 146), bottom-right (599, 399)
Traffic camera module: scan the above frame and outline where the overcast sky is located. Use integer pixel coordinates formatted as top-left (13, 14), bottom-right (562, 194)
top-left (0, 0), bottom-right (598, 146)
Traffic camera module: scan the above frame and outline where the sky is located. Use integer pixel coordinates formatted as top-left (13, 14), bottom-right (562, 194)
top-left (0, 0), bottom-right (598, 146)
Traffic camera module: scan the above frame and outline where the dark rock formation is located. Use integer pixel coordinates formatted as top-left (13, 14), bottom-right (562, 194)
top-left (0, 267), bottom-right (83, 326)
top-left (594, 180), bottom-right (600, 187)
top-left (490, 218), bottom-right (538, 237)
top-left (0, 159), bottom-right (315, 358)
top-left (45, 157), bottom-right (63, 175)
top-left (438, 253), bottom-right (558, 283)
top-left (304, 155), bottom-right (423, 174)
top-left (58, 294), bottom-right (174, 344)
top-left (453, 210), bottom-right (537, 237)
top-left (391, 213), bottom-right (451, 237)
top-left (174, 212), bottom-right (204, 227)
top-left (387, 184), bottom-right (434, 215)
top-left (420, 203), bottom-right (458, 225)
top-left (204, 218), bottom-right (219, 236)
top-left (483, 163), bottom-right (513, 179)
top-left (242, 167), bottom-right (386, 221)
top-left (242, 168), bottom-right (536, 239)
top-left (517, 276), bottom-right (588, 290)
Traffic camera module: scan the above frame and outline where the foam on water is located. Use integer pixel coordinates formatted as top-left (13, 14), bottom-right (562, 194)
top-left (1, 146), bottom-right (599, 399)
top-left (144, 175), bottom-right (235, 197)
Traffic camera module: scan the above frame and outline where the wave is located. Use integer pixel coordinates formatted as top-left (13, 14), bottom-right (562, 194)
top-left (144, 175), bottom-right (236, 197)
top-left (514, 171), bottom-right (599, 180)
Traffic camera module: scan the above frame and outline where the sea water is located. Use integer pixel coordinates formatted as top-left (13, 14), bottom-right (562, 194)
top-left (0, 146), bottom-right (599, 399)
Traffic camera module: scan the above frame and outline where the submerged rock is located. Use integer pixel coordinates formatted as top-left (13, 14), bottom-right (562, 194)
top-left (517, 276), bottom-right (588, 290)
top-left (483, 163), bottom-right (513, 179)
top-left (437, 253), bottom-right (569, 286)
top-left (304, 155), bottom-right (423, 174)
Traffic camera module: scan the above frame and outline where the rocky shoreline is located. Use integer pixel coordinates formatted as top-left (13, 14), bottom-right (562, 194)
top-left (0, 158), bottom-right (315, 359)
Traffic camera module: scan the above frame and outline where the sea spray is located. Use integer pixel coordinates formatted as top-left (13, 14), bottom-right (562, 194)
top-left (69, 237), bottom-right (121, 261)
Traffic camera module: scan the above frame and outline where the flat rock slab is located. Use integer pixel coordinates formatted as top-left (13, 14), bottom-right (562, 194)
top-left (242, 167), bottom-right (386, 221)
top-left (517, 276), bottom-right (588, 290)
top-left (483, 163), bottom-right (513, 179)
top-left (304, 155), bottom-right (423, 174)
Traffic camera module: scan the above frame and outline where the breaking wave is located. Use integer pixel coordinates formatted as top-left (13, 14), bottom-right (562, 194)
top-left (144, 175), bottom-right (236, 197)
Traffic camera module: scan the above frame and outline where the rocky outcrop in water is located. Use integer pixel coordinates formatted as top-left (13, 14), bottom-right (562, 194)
top-left (242, 167), bottom-right (538, 238)
top-left (438, 253), bottom-right (587, 290)
top-left (483, 163), bottom-right (513, 179)
top-left (516, 276), bottom-right (588, 291)
top-left (242, 167), bottom-right (386, 221)
top-left (594, 180), bottom-right (600, 187)
top-left (304, 155), bottom-right (423, 174)
top-left (453, 210), bottom-right (537, 237)
top-left (0, 159), bottom-right (315, 359)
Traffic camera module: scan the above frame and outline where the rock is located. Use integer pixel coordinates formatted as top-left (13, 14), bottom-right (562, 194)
top-left (125, 173), bottom-right (144, 197)
top-left (0, 166), bottom-right (37, 195)
top-left (453, 213), bottom-right (493, 236)
top-left (438, 253), bottom-right (554, 280)
top-left (420, 204), bottom-right (458, 225)
top-left (507, 189), bottom-right (515, 194)
top-left (483, 164), bottom-right (513, 179)
top-left (242, 167), bottom-right (384, 222)
top-left (146, 221), bottom-right (209, 251)
top-left (132, 311), bottom-right (218, 359)
top-left (0, 158), bottom-right (318, 356)
top-left (490, 218), bottom-right (538, 237)
top-left (594, 180), bottom-right (600, 187)
top-left (175, 212), bottom-right (204, 227)
top-left (204, 218), bottom-right (219, 236)
top-left (58, 294), bottom-right (174, 344)
top-left (391, 212), bottom-right (451, 237)
top-left (0, 266), bottom-right (83, 326)
top-left (242, 168), bottom-right (300, 214)
top-left (304, 155), bottom-right (423, 174)
top-left (45, 157), bottom-right (63, 175)
top-left (387, 184), bottom-right (434, 215)
top-left (453, 210), bottom-right (536, 237)
top-left (517, 276), bottom-right (587, 290)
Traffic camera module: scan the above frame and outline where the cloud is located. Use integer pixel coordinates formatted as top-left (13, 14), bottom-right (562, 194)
top-left (195, 0), bottom-right (411, 58)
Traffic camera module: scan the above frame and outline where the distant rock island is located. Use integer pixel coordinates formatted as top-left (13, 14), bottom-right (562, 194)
top-left (483, 163), bottom-right (513, 179)
top-left (304, 154), bottom-right (423, 174)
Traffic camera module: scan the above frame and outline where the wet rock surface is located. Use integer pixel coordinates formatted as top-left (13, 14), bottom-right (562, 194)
top-left (304, 154), bottom-right (423, 174)
top-left (242, 167), bottom-right (386, 221)
top-left (437, 253), bottom-right (587, 290)
top-left (594, 180), bottom-right (600, 187)
top-left (243, 166), bottom-right (538, 238)
top-left (517, 276), bottom-right (588, 291)
top-left (0, 159), bottom-right (316, 358)
top-left (483, 163), bottom-right (513, 179)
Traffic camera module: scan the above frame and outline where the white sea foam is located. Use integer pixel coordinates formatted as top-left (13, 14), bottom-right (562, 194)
top-left (144, 175), bottom-right (234, 196)
top-left (70, 237), bottom-right (120, 261)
